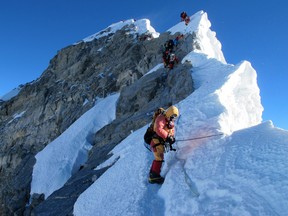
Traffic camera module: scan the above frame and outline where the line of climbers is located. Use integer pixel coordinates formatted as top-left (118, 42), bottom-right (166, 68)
top-left (162, 35), bottom-right (182, 69)
top-left (144, 12), bottom-right (190, 183)
top-left (161, 11), bottom-right (190, 70)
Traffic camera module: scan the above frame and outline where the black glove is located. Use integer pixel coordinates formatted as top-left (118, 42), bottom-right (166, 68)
top-left (166, 135), bottom-right (175, 145)
top-left (167, 121), bottom-right (173, 129)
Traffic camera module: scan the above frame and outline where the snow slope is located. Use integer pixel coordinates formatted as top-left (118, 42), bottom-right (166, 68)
top-left (74, 49), bottom-right (282, 215)
top-left (159, 121), bottom-right (288, 216)
top-left (30, 93), bottom-right (119, 198)
top-left (73, 120), bottom-right (288, 216)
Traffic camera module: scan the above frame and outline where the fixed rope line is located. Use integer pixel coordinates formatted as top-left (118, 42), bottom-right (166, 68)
top-left (177, 133), bottom-right (224, 142)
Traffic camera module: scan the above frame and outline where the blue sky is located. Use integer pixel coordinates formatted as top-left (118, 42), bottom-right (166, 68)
top-left (0, 0), bottom-right (287, 130)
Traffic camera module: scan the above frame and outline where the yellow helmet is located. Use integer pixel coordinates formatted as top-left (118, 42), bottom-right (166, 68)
top-left (165, 105), bottom-right (179, 119)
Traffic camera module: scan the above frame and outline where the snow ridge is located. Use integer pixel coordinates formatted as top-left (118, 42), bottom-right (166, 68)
top-left (168, 11), bottom-right (226, 64)
top-left (76, 19), bottom-right (159, 44)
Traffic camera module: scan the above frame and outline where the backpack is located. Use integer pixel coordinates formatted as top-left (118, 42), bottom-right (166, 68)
top-left (164, 39), bottom-right (174, 51)
top-left (168, 39), bottom-right (174, 47)
top-left (144, 108), bottom-right (165, 144)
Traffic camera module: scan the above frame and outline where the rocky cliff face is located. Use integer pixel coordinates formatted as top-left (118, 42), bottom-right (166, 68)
top-left (0, 21), bottom-right (195, 215)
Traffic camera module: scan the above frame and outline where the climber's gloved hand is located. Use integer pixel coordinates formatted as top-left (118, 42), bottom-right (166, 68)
top-left (166, 135), bottom-right (175, 145)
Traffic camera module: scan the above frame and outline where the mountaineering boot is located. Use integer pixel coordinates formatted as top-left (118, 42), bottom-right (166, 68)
top-left (148, 172), bottom-right (165, 184)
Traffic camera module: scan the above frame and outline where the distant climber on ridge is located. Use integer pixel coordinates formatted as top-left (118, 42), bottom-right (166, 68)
top-left (164, 39), bottom-right (175, 52)
top-left (180, 11), bottom-right (190, 25)
top-left (173, 34), bottom-right (184, 47)
top-left (163, 35), bottom-right (183, 52)
top-left (162, 50), bottom-right (170, 68)
top-left (167, 53), bottom-right (178, 69)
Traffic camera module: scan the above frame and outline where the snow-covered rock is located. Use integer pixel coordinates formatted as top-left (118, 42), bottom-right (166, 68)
top-left (77, 19), bottom-right (159, 44)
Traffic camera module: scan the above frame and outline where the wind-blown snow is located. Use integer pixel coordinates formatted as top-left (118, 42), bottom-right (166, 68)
top-left (77, 19), bottom-right (159, 44)
top-left (30, 93), bottom-right (119, 198)
top-left (181, 52), bottom-right (262, 135)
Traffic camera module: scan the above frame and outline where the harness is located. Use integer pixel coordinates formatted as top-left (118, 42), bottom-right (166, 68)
top-left (151, 117), bottom-right (173, 148)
